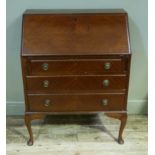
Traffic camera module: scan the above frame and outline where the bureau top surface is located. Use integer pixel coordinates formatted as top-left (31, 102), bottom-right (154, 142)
top-left (21, 9), bottom-right (131, 56)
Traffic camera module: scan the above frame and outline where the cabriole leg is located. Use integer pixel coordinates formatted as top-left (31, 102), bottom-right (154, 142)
top-left (118, 113), bottom-right (127, 144)
top-left (25, 115), bottom-right (33, 146)
top-left (105, 113), bottom-right (127, 144)
top-left (25, 114), bottom-right (45, 146)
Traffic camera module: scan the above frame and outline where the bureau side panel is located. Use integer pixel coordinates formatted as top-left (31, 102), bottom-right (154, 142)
top-left (21, 56), bottom-right (30, 112)
top-left (123, 54), bottom-right (131, 111)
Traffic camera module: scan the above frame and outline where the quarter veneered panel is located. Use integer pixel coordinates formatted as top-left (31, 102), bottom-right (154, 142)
top-left (22, 13), bottom-right (130, 56)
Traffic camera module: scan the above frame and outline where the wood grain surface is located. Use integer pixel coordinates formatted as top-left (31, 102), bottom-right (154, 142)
top-left (27, 93), bottom-right (126, 112)
top-left (22, 11), bottom-right (130, 56)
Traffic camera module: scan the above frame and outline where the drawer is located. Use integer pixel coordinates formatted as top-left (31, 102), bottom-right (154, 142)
top-left (27, 93), bottom-right (126, 112)
top-left (28, 59), bottom-right (126, 75)
top-left (26, 75), bottom-right (127, 93)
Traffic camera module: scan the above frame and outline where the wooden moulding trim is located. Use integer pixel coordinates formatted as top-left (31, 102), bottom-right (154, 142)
top-left (25, 111), bottom-right (127, 115)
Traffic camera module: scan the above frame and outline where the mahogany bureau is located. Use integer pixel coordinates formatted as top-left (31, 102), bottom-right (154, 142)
top-left (21, 9), bottom-right (131, 146)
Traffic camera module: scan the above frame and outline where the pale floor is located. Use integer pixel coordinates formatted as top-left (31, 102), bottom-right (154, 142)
top-left (6, 114), bottom-right (147, 155)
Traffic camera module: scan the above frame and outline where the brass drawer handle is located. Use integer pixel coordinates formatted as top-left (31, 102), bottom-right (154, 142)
top-left (44, 99), bottom-right (51, 107)
top-left (43, 80), bottom-right (49, 87)
top-left (103, 79), bottom-right (109, 87)
top-left (101, 99), bottom-right (108, 106)
top-left (42, 63), bottom-right (48, 71)
top-left (104, 62), bottom-right (111, 70)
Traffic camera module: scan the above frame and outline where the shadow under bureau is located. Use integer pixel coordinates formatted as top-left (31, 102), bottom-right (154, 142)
top-left (21, 9), bottom-right (131, 146)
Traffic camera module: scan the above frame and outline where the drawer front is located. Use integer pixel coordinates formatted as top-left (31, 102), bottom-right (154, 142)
top-left (29, 59), bottom-right (125, 75)
top-left (27, 93), bottom-right (126, 112)
top-left (26, 75), bottom-right (127, 93)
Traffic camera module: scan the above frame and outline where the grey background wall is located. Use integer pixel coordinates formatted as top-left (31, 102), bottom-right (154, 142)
top-left (6, 0), bottom-right (148, 115)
